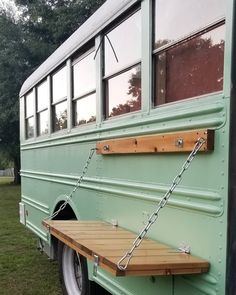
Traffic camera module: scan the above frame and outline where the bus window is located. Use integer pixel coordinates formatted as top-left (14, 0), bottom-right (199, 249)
top-left (52, 66), bottom-right (68, 131)
top-left (37, 80), bottom-right (49, 136)
top-left (25, 91), bottom-right (34, 139)
top-left (154, 0), bottom-right (225, 106)
top-left (72, 49), bottom-right (96, 126)
top-left (104, 10), bottom-right (141, 118)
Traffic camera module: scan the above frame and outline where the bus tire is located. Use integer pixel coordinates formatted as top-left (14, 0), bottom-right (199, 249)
top-left (58, 241), bottom-right (90, 295)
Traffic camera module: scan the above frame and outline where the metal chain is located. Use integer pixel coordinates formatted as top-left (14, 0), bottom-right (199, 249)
top-left (117, 137), bottom-right (206, 271)
top-left (44, 147), bottom-right (97, 221)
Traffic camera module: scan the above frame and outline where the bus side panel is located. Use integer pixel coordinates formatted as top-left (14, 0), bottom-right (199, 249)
top-left (20, 94), bottom-right (228, 295)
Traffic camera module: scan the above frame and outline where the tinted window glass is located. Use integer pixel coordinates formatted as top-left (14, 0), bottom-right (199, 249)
top-left (154, 0), bottom-right (225, 49)
top-left (74, 93), bottom-right (96, 126)
top-left (52, 66), bottom-right (67, 102)
top-left (37, 80), bottom-right (49, 111)
top-left (107, 65), bottom-right (141, 117)
top-left (105, 11), bottom-right (141, 76)
top-left (73, 51), bottom-right (96, 98)
top-left (53, 101), bottom-right (67, 131)
top-left (155, 25), bottom-right (225, 104)
top-left (26, 91), bottom-right (34, 117)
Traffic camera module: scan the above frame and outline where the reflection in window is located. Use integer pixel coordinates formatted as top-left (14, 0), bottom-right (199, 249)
top-left (25, 91), bottom-right (34, 118)
top-left (53, 101), bottom-right (67, 131)
top-left (26, 117), bottom-right (34, 139)
top-left (38, 110), bottom-right (48, 136)
top-left (25, 91), bottom-right (34, 139)
top-left (74, 93), bottom-right (96, 126)
top-left (73, 51), bottom-right (95, 98)
top-left (37, 80), bottom-right (49, 111)
top-left (105, 10), bottom-right (141, 76)
top-left (107, 65), bottom-right (141, 117)
top-left (52, 66), bottom-right (67, 102)
top-left (155, 25), bottom-right (225, 105)
top-left (154, 0), bottom-right (225, 49)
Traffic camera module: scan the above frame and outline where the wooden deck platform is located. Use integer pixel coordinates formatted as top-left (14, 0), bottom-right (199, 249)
top-left (43, 220), bottom-right (209, 277)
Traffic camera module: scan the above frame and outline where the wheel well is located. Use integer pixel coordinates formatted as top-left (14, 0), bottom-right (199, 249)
top-left (51, 202), bottom-right (77, 260)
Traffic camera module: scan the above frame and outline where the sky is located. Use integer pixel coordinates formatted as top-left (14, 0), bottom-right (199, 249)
top-left (0, 0), bottom-right (18, 16)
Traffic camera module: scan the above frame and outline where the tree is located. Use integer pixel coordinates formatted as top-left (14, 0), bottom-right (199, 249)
top-left (14, 0), bottom-right (106, 59)
top-left (0, 11), bottom-right (28, 184)
top-left (0, 151), bottom-right (13, 170)
top-left (0, 0), bottom-right (105, 184)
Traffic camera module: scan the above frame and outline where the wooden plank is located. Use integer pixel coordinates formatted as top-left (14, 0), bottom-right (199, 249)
top-left (124, 267), bottom-right (209, 276)
top-left (43, 220), bottom-right (209, 277)
top-left (96, 129), bottom-right (214, 154)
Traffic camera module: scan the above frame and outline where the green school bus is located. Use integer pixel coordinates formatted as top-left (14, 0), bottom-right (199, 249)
top-left (19, 0), bottom-right (236, 294)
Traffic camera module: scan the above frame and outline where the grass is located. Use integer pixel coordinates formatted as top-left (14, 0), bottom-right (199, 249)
top-left (0, 177), bottom-right (62, 295)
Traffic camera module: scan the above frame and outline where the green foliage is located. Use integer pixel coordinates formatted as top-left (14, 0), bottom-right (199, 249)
top-left (0, 152), bottom-right (12, 169)
top-left (15, 0), bottom-right (106, 55)
top-left (0, 0), bottom-right (105, 183)
top-left (0, 11), bottom-right (25, 182)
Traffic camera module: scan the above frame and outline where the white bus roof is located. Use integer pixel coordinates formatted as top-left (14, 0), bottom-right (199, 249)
top-left (20, 0), bottom-right (139, 97)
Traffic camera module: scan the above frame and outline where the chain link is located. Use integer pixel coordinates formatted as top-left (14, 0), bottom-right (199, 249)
top-left (44, 148), bottom-right (97, 221)
top-left (117, 137), bottom-right (206, 271)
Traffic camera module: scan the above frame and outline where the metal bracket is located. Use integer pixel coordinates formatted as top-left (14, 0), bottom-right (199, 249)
top-left (93, 255), bottom-right (100, 276)
top-left (178, 242), bottom-right (191, 254)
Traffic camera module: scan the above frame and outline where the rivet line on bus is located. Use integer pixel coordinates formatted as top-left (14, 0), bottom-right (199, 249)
top-left (44, 147), bottom-right (97, 221)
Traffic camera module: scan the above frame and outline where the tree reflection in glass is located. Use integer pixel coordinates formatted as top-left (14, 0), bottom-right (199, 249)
top-left (155, 25), bottom-right (225, 105)
top-left (108, 65), bottom-right (141, 117)
top-left (53, 101), bottom-right (67, 131)
top-left (26, 117), bottom-right (34, 138)
top-left (74, 93), bottom-right (96, 125)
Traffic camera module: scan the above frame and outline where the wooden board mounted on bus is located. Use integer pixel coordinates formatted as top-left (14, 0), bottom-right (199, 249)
top-left (96, 129), bottom-right (214, 155)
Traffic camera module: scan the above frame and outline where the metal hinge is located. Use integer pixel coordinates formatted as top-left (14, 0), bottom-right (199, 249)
top-left (93, 255), bottom-right (100, 276)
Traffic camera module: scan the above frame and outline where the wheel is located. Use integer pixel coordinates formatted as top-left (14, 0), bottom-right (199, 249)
top-left (58, 242), bottom-right (90, 295)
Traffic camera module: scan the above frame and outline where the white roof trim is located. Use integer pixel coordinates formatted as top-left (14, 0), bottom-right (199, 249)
top-left (20, 0), bottom-right (139, 97)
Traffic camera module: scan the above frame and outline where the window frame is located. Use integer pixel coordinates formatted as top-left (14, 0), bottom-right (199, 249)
top-left (25, 90), bottom-right (35, 139)
top-left (72, 46), bottom-right (96, 127)
top-left (103, 8), bottom-right (142, 119)
top-left (36, 79), bottom-right (49, 136)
